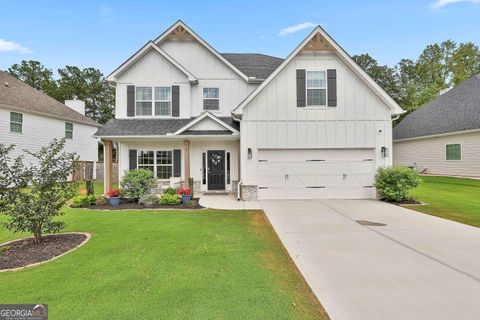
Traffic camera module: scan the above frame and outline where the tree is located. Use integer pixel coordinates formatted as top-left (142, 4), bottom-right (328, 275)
top-left (451, 42), bottom-right (480, 85)
top-left (56, 66), bottom-right (115, 124)
top-left (0, 145), bottom-right (28, 213)
top-left (7, 60), bottom-right (59, 99)
top-left (352, 54), bottom-right (400, 101)
top-left (0, 139), bottom-right (78, 244)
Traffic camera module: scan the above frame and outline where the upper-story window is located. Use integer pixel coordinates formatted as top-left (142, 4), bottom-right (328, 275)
top-left (10, 112), bottom-right (23, 133)
top-left (136, 86), bottom-right (171, 116)
top-left (203, 88), bottom-right (219, 111)
top-left (306, 71), bottom-right (327, 106)
top-left (65, 122), bottom-right (73, 139)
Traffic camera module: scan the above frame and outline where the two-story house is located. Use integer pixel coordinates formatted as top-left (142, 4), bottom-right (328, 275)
top-left (95, 20), bottom-right (403, 200)
top-left (0, 71), bottom-right (99, 166)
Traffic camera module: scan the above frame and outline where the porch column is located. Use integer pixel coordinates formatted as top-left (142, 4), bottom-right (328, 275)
top-left (183, 140), bottom-right (190, 188)
top-left (103, 140), bottom-right (113, 194)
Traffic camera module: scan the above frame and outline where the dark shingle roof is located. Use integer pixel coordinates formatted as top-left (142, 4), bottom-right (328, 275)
top-left (0, 71), bottom-right (99, 126)
top-left (94, 116), bottom-right (238, 137)
top-left (393, 75), bottom-right (480, 140)
top-left (221, 53), bottom-right (283, 80)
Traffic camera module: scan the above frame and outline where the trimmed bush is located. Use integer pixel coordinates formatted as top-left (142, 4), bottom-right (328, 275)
top-left (375, 166), bottom-right (421, 202)
top-left (120, 169), bottom-right (157, 200)
top-left (71, 195), bottom-right (96, 208)
top-left (163, 187), bottom-right (177, 196)
top-left (139, 194), bottom-right (160, 207)
top-left (95, 195), bottom-right (107, 206)
top-left (159, 193), bottom-right (181, 205)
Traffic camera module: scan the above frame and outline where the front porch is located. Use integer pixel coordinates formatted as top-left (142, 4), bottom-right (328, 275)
top-left (102, 137), bottom-right (240, 195)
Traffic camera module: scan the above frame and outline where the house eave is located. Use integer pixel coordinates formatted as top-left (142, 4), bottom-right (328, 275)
top-left (0, 103), bottom-right (101, 127)
top-left (393, 128), bottom-right (480, 142)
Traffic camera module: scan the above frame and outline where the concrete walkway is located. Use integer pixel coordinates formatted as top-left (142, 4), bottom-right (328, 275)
top-left (199, 193), bottom-right (261, 210)
top-left (261, 199), bottom-right (480, 320)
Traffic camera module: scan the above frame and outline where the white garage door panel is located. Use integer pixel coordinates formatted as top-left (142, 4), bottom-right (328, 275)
top-left (257, 149), bottom-right (376, 199)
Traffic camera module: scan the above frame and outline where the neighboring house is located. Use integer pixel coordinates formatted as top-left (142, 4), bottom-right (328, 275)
top-left (0, 70), bottom-right (100, 165)
top-left (95, 20), bottom-right (403, 200)
top-left (393, 75), bottom-right (480, 178)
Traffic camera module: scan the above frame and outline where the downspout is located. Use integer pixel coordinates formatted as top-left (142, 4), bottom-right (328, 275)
top-left (232, 112), bottom-right (242, 200)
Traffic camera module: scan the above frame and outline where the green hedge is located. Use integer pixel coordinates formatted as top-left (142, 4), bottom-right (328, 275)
top-left (375, 166), bottom-right (421, 202)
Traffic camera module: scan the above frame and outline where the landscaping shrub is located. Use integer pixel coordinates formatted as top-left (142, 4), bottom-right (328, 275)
top-left (120, 169), bottom-right (157, 200)
top-left (139, 194), bottom-right (160, 207)
top-left (159, 193), bottom-right (181, 205)
top-left (95, 195), bottom-right (107, 206)
top-left (185, 199), bottom-right (199, 208)
top-left (163, 187), bottom-right (177, 195)
top-left (375, 166), bottom-right (421, 202)
top-left (71, 195), bottom-right (96, 208)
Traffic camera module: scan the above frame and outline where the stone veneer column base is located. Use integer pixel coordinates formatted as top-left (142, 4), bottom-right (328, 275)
top-left (241, 185), bottom-right (258, 201)
top-left (193, 180), bottom-right (201, 193)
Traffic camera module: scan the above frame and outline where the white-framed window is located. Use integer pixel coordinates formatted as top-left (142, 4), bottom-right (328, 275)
top-left (156, 150), bottom-right (173, 179)
top-left (136, 86), bottom-right (171, 116)
top-left (137, 150), bottom-right (173, 179)
top-left (306, 71), bottom-right (327, 106)
top-left (135, 87), bottom-right (152, 116)
top-left (65, 122), bottom-right (73, 139)
top-left (155, 87), bottom-right (171, 116)
top-left (446, 144), bottom-right (461, 161)
top-left (10, 112), bottom-right (23, 133)
top-left (203, 88), bottom-right (219, 110)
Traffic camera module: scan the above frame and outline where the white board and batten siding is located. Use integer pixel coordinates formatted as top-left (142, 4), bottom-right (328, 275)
top-left (115, 39), bottom-right (256, 119)
top-left (0, 107), bottom-right (98, 165)
top-left (393, 131), bottom-right (480, 178)
top-left (241, 52), bottom-right (394, 199)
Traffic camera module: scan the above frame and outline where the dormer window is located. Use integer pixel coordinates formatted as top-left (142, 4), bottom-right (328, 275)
top-left (203, 88), bottom-right (219, 110)
top-left (136, 86), bottom-right (171, 116)
top-left (306, 71), bottom-right (326, 106)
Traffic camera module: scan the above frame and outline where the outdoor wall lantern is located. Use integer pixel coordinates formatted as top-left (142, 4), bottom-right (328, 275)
top-left (381, 146), bottom-right (388, 158)
top-left (248, 148), bottom-right (252, 159)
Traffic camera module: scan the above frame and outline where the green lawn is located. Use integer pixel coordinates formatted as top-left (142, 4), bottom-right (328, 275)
top-left (0, 208), bottom-right (326, 319)
top-left (408, 175), bottom-right (480, 227)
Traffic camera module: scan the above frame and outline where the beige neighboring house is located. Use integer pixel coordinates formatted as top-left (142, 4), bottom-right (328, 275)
top-left (393, 75), bottom-right (480, 177)
top-left (0, 70), bottom-right (100, 165)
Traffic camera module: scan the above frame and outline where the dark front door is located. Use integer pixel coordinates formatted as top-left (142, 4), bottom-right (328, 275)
top-left (207, 150), bottom-right (225, 190)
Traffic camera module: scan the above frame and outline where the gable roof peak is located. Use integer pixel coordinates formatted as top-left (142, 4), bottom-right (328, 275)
top-left (233, 25), bottom-right (404, 116)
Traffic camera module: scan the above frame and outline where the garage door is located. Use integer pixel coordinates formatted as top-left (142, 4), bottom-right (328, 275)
top-left (257, 149), bottom-right (376, 200)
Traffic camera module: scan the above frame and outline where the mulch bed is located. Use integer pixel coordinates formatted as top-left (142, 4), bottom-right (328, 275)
top-left (381, 198), bottom-right (423, 206)
top-left (0, 233), bottom-right (87, 271)
top-left (85, 198), bottom-right (204, 210)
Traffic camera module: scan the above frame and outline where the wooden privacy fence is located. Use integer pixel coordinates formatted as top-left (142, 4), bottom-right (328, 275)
top-left (95, 161), bottom-right (119, 183)
top-left (72, 161), bottom-right (118, 182)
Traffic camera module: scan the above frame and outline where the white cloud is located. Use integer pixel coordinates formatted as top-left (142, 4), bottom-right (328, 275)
top-left (279, 22), bottom-right (316, 37)
top-left (431, 0), bottom-right (480, 9)
top-left (0, 39), bottom-right (31, 54)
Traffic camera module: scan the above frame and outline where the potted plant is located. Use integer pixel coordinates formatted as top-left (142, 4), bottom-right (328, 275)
top-left (178, 188), bottom-right (191, 204)
top-left (106, 189), bottom-right (121, 206)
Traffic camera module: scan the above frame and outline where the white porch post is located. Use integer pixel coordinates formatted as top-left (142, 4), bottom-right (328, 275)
top-left (183, 140), bottom-right (190, 188)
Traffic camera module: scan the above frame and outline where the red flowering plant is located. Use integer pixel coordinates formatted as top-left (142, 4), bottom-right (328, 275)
top-left (177, 189), bottom-right (191, 196)
top-left (105, 189), bottom-right (121, 198)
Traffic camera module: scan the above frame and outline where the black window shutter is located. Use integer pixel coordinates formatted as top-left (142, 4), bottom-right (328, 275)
top-left (172, 86), bottom-right (180, 117)
top-left (296, 69), bottom-right (306, 107)
top-left (129, 149), bottom-right (137, 170)
top-left (127, 85), bottom-right (135, 117)
top-left (327, 69), bottom-right (337, 107)
top-left (173, 149), bottom-right (181, 177)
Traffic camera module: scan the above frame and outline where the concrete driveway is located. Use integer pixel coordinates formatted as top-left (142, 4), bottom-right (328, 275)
top-left (261, 200), bottom-right (480, 320)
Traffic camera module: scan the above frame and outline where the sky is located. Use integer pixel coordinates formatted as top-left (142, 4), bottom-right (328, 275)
top-left (1, 0), bottom-right (480, 77)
